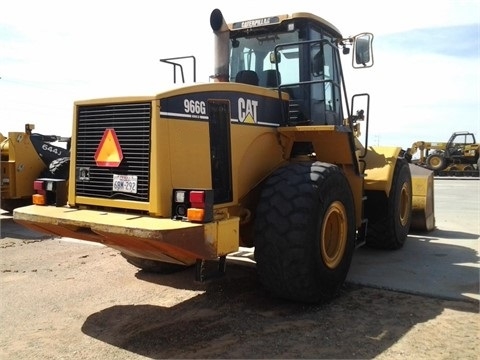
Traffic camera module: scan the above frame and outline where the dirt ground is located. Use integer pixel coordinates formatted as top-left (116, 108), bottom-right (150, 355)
top-left (0, 218), bottom-right (479, 360)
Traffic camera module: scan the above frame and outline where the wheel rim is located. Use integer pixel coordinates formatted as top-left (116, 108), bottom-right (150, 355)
top-left (428, 156), bottom-right (442, 169)
top-left (321, 201), bottom-right (347, 269)
top-left (399, 182), bottom-right (411, 226)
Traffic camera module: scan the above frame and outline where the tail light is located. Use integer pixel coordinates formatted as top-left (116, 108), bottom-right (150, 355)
top-left (172, 189), bottom-right (214, 223)
top-left (32, 178), bottom-right (67, 207)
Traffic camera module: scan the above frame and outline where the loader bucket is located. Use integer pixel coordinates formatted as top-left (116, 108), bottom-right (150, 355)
top-left (409, 164), bottom-right (435, 231)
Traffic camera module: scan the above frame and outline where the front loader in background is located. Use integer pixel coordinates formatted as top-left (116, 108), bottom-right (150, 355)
top-left (14, 9), bottom-right (434, 303)
top-left (408, 131), bottom-right (479, 177)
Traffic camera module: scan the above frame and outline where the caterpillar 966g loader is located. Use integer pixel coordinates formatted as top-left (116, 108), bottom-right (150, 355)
top-left (14, 9), bottom-right (434, 303)
top-left (1, 124), bottom-right (70, 212)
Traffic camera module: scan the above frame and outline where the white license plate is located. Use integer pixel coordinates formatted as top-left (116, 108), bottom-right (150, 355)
top-left (112, 174), bottom-right (137, 194)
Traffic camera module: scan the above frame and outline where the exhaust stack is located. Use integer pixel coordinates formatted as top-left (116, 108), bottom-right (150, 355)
top-left (210, 9), bottom-right (230, 82)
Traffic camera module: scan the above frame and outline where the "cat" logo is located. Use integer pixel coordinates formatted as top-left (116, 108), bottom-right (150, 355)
top-left (238, 98), bottom-right (258, 123)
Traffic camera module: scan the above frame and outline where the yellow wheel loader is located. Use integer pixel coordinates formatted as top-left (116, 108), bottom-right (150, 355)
top-left (1, 124), bottom-right (70, 212)
top-left (14, 9), bottom-right (434, 303)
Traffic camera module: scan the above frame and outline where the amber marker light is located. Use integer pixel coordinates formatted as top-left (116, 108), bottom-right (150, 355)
top-left (171, 189), bottom-right (214, 223)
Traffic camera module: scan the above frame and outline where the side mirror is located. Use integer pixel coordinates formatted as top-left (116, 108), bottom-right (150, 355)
top-left (353, 33), bottom-right (374, 68)
top-left (269, 51), bottom-right (281, 64)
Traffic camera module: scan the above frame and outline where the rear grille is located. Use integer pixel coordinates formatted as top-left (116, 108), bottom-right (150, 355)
top-left (75, 102), bottom-right (151, 202)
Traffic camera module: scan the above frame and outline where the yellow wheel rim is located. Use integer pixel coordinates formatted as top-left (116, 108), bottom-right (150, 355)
top-left (321, 201), bottom-right (347, 269)
top-left (399, 182), bottom-right (411, 227)
top-left (430, 157), bottom-right (441, 167)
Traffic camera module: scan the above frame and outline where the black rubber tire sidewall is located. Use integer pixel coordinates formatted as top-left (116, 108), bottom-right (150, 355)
top-left (365, 158), bottom-right (412, 250)
top-left (426, 153), bottom-right (446, 171)
top-left (254, 162), bottom-right (356, 303)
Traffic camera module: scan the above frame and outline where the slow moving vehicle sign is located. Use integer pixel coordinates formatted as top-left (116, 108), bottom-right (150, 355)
top-left (94, 128), bottom-right (123, 167)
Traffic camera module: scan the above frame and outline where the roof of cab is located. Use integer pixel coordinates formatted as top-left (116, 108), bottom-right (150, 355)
top-left (229, 12), bottom-right (342, 38)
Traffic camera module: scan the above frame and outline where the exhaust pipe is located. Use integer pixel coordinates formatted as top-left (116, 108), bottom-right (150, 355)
top-left (210, 9), bottom-right (230, 82)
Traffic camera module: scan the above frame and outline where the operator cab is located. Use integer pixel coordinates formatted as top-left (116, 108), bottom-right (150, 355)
top-left (223, 12), bottom-right (373, 126)
top-left (447, 131), bottom-right (477, 157)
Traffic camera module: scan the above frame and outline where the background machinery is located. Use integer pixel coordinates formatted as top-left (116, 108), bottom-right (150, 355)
top-left (408, 131), bottom-right (479, 176)
top-left (1, 124), bottom-right (70, 212)
top-left (14, 9), bottom-right (434, 303)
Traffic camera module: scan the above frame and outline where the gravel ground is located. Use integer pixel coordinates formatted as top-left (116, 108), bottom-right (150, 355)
top-left (0, 220), bottom-right (479, 359)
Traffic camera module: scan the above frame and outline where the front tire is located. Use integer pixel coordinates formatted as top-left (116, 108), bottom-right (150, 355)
top-left (365, 158), bottom-right (412, 249)
top-left (254, 162), bottom-right (356, 303)
top-left (426, 153), bottom-right (446, 171)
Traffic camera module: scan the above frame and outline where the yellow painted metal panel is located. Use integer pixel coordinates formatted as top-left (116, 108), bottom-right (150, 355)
top-left (410, 164), bottom-right (435, 231)
top-left (1, 132), bottom-right (46, 199)
top-left (232, 125), bottom-right (285, 203)
top-left (363, 146), bottom-right (402, 193)
top-left (74, 196), bottom-right (150, 211)
top-left (168, 120), bottom-right (212, 189)
top-left (149, 100), bottom-right (172, 216)
top-left (278, 126), bottom-right (357, 165)
top-left (14, 205), bottom-right (240, 262)
top-left (155, 82), bottom-right (288, 101)
top-left (215, 217), bottom-right (240, 255)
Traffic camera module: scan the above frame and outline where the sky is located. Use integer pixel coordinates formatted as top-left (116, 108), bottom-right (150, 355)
top-left (1, 0), bottom-right (479, 150)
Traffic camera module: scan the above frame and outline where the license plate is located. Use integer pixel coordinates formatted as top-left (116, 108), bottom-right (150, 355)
top-left (112, 174), bottom-right (137, 194)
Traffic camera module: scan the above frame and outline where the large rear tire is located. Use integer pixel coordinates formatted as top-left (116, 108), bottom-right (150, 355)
top-left (254, 162), bottom-right (356, 303)
top-left (365, 158), bottom-right (412, 249)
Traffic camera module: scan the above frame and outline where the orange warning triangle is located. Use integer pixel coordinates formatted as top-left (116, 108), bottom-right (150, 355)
top-left (94, 128), bottom-right (123, 167)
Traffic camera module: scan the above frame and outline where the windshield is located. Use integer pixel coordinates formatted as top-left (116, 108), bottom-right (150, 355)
top-left (229, 31), bottom-right (300, 86)
top-left (229, 23), bottom-right (345, 126)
